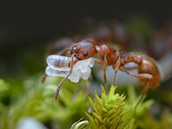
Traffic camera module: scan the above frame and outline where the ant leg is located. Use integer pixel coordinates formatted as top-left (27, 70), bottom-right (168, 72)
top-left (103, 55), bottom-right (108, 92)
top-left (86, 74), bottom-right (93, 92)
top-left (93, 57), bottom-right (107, 89)
top-left (112, 57), bottom-right (121, 86)
top-left (134, 80), bottom-right (152, 112)
top-left (92, 58), bottom-right (103, 64)
top-left (54, 55), bottom-right (75, 100)
top-left (41, 74), bottom-right (47, 83)
top-left (92, 57), bottom-right (109, 90)
top-left (86, 80), bottom-right (90, 92)
top-left (120, 66), bottom-right (153, 113)
top-left (125, 66), bottom-right (138, 70)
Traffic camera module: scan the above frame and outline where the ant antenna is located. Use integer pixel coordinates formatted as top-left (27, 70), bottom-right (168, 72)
top-left (55, 55), bottom-right (75, 100)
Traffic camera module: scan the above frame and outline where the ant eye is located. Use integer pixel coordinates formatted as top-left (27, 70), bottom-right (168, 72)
top-left (83, 51), bottom-right (88, 57)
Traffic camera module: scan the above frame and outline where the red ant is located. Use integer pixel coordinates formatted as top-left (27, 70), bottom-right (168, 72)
top-left (43, 39), bottom-right (161, 110)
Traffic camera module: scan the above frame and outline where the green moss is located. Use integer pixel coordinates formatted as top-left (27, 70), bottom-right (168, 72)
top-left (0, 77), bottom-right (89, 129)
top-left (1, 76), bottom-right (172, 129)
top-left (86, 86), bottom-right (135, 129)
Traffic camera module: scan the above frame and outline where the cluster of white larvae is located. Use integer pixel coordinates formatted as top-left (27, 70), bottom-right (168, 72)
top-left (45, 55), bottom-right (94, 82)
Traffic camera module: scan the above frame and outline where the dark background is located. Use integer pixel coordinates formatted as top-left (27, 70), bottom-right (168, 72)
top-left (0, 0), bottom-right (172, 78)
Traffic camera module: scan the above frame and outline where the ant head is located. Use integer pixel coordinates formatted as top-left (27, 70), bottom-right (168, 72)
top-left (71, 40), bottom-right (96, 60)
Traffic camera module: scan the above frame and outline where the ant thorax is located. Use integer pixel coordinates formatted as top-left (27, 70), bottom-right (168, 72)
top-left (45, 55), bottom-right (94, 82)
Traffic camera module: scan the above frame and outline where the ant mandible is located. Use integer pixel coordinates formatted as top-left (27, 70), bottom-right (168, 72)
top-left (43, 39), bottom-right (161, 110)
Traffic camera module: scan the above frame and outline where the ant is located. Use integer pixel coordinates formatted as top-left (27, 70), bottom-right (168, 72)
top-left (43, 39), bottom-right (161, 111)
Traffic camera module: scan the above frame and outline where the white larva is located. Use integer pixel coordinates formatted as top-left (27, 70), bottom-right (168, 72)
top-left (45, 55), bottom-right (94, 83)
top-left (46, 55), bottom-right (72, 71)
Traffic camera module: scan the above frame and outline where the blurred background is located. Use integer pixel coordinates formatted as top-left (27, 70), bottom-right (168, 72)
top-left (1, 0), bottom-right (172, 78)
top-left (1, 1), bottom-right (172, 129)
